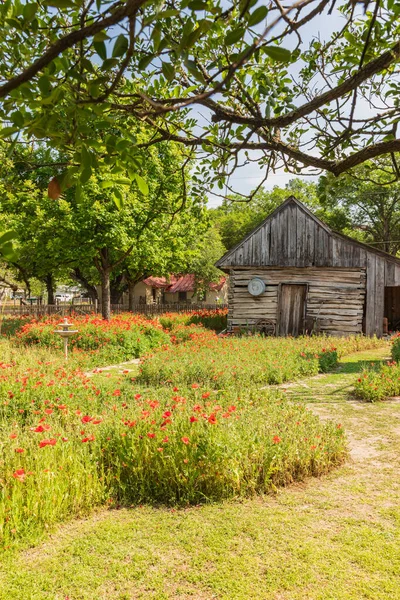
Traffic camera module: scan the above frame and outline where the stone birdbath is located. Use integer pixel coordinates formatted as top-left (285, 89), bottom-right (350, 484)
top-left (54, 318), bottom-right (78, 362)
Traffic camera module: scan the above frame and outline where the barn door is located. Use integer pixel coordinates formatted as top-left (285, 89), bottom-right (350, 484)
top-left (278, 284), bottom-right (307, 336)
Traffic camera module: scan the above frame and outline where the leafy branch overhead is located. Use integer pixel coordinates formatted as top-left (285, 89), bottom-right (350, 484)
top-left (0, 0), bottom-right (400, 196)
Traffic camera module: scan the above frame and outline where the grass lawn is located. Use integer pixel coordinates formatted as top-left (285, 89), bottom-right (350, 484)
top-left (0, 346), bottom-right (399, 600)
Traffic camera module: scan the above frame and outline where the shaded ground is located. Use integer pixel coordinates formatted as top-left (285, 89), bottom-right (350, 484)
top-left (1, 346), bottom-right (400, 600)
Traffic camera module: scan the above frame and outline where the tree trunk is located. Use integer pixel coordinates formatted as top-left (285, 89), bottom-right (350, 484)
top-left (70, 268), bottom-right (98, 303)
top-left (110, 273), bottom-right (125, 304)
top-left (101, 268), bottom-right (111, 320)
top-left (45, 274), bottom-right (55, 304)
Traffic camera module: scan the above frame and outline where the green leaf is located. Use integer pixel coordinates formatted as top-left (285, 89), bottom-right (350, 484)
top-left (81, 146), bottom-right (92, 169)
top-left (100, 181), bottom-right (114, 189)
top-left (134, 174), bottom-right (149, 195)
top-left (138, 54), bottom-right (154, 70)
top-left (264, 46), bottom-right (291, 62)
top-left (188, 1), bottom-right (208, 9)
top-left (23, 3), bottom-right (38, 21)
top-left (115, 177), bottom-right (132, 186)
top-left (75, 183), bottom-right (83, 204)
top-left (248, 6), bottom-right (268, 26)
top-left (184, 59), bottom-right (205, 83)
top-left (10, 111), bottom-right (24, 127)
top-left (38, 75), bottom-right (51, 95)
top-left (0, 241), bottom-right (17, 262)
top-left (80, 167), bottom-right (92, 184)
top-left (0, 126), bottom-right (19, 138)
top-left (93, 31), bottom-right (109, 42)
top-left (112, 34), bottom-right (129, 58)
top-left (0, 231), bottom-right (17, 245)
top-left (162, 61), bottom-right (175, 81)
top-left (224, 27), bottom-right (245, 46)
top-left (43, 0), bottom-right (76, 8)
top-left (93, 41), bottom-right (107, 61)
top-left (112, 191), bottom-right (124, 209)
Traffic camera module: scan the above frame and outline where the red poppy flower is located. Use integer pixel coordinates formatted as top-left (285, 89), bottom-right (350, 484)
top-left (134, 394), bottom-right (142, 400)
top-left (162, 436), bottom-right (169, 443)
top-left (202, 392), bottom-right (211, 399)
top-left (58, 404), bottom-right (67, 410)
top-left (82, 435), bottom-right (95, 443)
top-left (272, 435), bottom-right (281, 444)
top-left (44, 409), bottom-right (53, 415)
top-left (173, 387), bottom-right (178, 392)
top-left (15, 448), bottom-right (24, 453)
top-left (208, 414), bottom-right (217, 425)
top-left (33, 424), bottom-right (50, 433)
top-left (147, 432), bottom-right (156, 439)
top-left (81, 415), bottom-right (93, 423)
top-left (163, 411), bottom-right (172, 418)
top-left (9, 433), bottom-right (17, 439)
top-left (112, 389), bottom-right (121, 396)
top-left (92, 419), bottom-right (102, 425)
top-left (12, 468), bottom-right (26, 482)
top-left (181, 436), bottom-right (189, 445)
top-left (190, 416), bottom-right (198, 423)
top-left (39, 438), bottom-right (57, 448)
top-left (191, 383), bottom-right (199, 389)
top-left (61, 437), bottom-right (68, 442)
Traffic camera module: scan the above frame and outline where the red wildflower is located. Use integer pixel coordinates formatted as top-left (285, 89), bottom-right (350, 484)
top-left (12, 468), bottom-right (26, 482)
top-left (147, 432), bottom-right (156, 439)
top-left (58, 404), bottom-right (67, 410)
top-left (44, 409), bottom-right (53, 415)
top-left (202, 392), bottom-right (211, 399)
top-left (92, 419), bottom-right (102, 425)
top-left (181, 436), bottom-right (190, 445)
top-left (163, 411), bottom-right (172, 418)
top-left (134, 394), bottom-right (142, 400)
top-left (81, 415), bottom-right (93, 423)
top-left (191, 383), bottom-right (199, 389)
top-left (112, 389), bottom-right (121, 396)
top-left (15, 448), bottom-right (24, 453)
top-left (173, 387), bottom-right (179, 392)
top-left (272, 435), bottom-right (281, 444)
top-left (208, 413), bottom-right (217, 424)
top-left (9, 433), bottom-right (17, 439)
top-left (190, 416), bottom-right (198, 423)
top-left (228, 405), bottom-right (236, 412)
top-left (162, 436), bottom-right (169, 443)
top-left (33, 424), bottom-right (50, 433)
top-left (82, 435), bottom-right (95, 443)
top-left (39, 438), bottom-right (57, 448)
top-left (61, 437), bottom-right (68, 442)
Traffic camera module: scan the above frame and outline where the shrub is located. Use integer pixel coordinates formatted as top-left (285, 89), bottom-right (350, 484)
top-left (353, 361), bottom-right (400, 402)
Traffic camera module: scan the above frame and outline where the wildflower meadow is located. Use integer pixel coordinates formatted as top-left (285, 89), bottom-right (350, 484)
top-left (0, 311), bottom-right (384, 549)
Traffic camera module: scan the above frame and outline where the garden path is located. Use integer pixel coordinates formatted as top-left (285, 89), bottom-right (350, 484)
top-left (84, 358), bottom-right (140, 377)
top-left (1, 346), bottom-right (400, 600)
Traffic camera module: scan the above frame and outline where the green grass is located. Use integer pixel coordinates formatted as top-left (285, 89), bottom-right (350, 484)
top-left (0, 345), bottom-right (399, 599)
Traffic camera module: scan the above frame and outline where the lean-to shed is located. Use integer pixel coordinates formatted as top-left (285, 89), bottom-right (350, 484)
top-left (216, 196), bottom-right (400, 337)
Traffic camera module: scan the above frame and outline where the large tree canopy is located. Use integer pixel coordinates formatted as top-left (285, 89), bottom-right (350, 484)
top-left (0, 0), bottom-right (399, 199)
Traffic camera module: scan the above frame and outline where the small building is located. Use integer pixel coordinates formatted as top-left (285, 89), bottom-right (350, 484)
top-left (123, 274), bottom-right (228, 306)
top-left (215, 196), bottom-right (400, 337)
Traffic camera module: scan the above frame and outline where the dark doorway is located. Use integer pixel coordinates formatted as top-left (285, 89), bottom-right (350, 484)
top-left (278, 284), bottom-right (307, 336)
top-left (384, 286), bottom-right (400, 331)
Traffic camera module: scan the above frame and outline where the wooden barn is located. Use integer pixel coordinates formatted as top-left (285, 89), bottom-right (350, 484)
top-left (216, 196), bottom-right (400, 337)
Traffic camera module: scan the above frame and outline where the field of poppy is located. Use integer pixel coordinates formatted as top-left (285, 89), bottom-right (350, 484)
top-left (0, 311), bottom-right (384, 549)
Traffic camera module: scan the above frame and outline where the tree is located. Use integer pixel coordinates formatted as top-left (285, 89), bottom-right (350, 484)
top-left (318, 164), bottom-right (400, 255)
top-left (185, 227), bottom-right (226, 294)
top-left (0, 1), bottom-right (399, 199)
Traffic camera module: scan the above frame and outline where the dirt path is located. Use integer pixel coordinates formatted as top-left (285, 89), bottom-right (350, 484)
top-left (1, 346), bottom-right (400, 600)
top-left (84, 357), bottom-right (140, 377)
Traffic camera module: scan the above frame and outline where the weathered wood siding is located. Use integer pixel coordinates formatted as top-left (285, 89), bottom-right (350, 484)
top-left (218, 197), bottom-right (400, 337)
top-left (228, 268), bottom-right (366, 336)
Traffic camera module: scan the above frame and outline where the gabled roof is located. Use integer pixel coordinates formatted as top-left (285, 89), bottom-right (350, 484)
top-left (216, 195), bottom-right (400, 268)
top-left (142, 274), bottom-right (226, 293)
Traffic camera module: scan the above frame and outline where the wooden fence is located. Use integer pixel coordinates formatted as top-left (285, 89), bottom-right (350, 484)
top-left (0, 303), bottom-right (228, 318)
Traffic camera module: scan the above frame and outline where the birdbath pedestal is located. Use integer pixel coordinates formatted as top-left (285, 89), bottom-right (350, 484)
top-left (54, 318), bottom-right (78, 362)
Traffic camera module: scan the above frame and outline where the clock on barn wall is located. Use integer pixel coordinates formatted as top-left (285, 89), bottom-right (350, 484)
top-left (248, 277), bottom-right (266, 296)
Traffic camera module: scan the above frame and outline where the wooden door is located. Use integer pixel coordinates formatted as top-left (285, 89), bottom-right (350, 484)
top-left (278, 284), bottom-right (307, 336)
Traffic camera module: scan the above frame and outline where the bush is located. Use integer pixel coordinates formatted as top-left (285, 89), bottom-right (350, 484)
top-left (353, 361), bottom-right (400, 402)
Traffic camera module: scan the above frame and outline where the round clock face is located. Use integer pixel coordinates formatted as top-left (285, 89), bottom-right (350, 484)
top-left (248, 277), bottom-right (265, 296)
